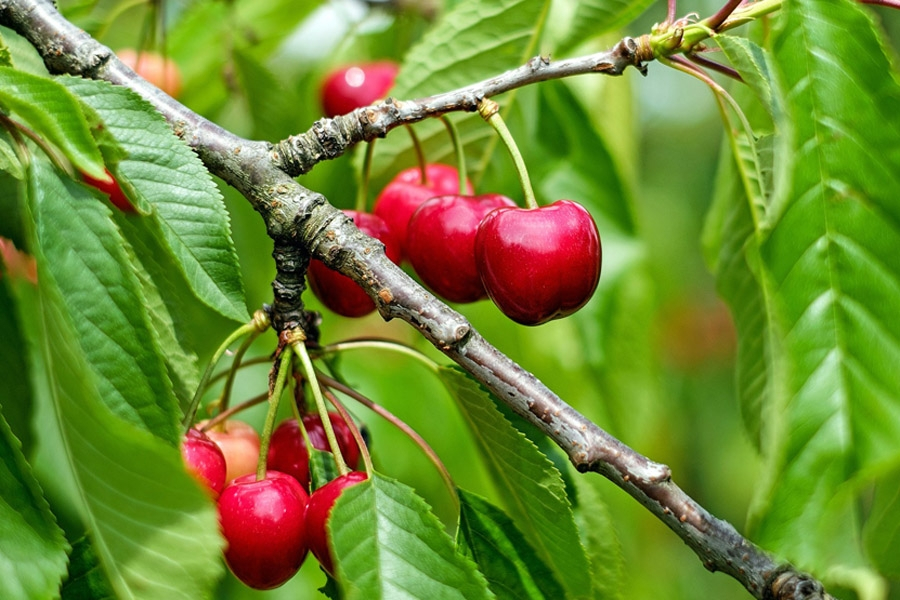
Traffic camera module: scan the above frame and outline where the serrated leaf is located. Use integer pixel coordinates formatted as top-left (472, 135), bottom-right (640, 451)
top-left (717, 35), bottom-right (777, 122)
top-left (438, 366), bottom-right (593, 600)
top-left (457, 489), bottom-right (565, 600)
top-left (12, 222), bottom-right (224, 600)
top-left (0, 67), bottom-right (106, 180)
top-left (748, 0), bottom-right (900, 586)
top-left (29, 160), bottom-right (181, 444)
top-left (329, 474), bottom-right (492, 600)
top-left (572, 475), bottom-right (623, 600)
top-left (61, 77), bottom-right (249, 323)
top-left (60, 536), bottom-right (115, 600)
top-left (0, 402), bottom-right (69, 600)
top-left (309, 447), bottom-right (340, 491)
top-left (548, 0), bottom-right (655, 55)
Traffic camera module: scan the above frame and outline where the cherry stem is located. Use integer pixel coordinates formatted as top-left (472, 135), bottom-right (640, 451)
top-left (181, 309), bottom-right (270, 433)
top-left (440, 115), bottom-right (468, 194)
top-left (212, 326), bottom-right (264, 419)
top-left (256, 342), bottom-right (294, 481)
top-left (859, 0), bottom-right (900, 8)
top-left (667, 0), bottom-right (678, 23)
top-left (200, 391), bottom-right (267, 432)
top-left (322, 387), bottom-right (374, 475)
top-left (356, 138), bottom-right (376, 213)
top-left (316, 337), bottom-right (439, 373)
top-left (687, 51), bottom-right (744, 82)
top-left (704, 0), bottom-right (743, 32)
top-left (206, 355), bottom-right (271, 387)
top-left (477, 98), bottom-right (538, 209)
top-left (0, 113), bottom-right (74, 177)
top-left (291, 336), bottom-right (350, 475)
top-left (317, 371), bottom-right (459, 512)
top-left (405, 124), bottom-right (427, 186)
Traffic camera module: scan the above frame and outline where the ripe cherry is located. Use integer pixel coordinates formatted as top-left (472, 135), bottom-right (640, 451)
top-left (320, 61), bottom-right (399, 118)
top-left (474, 200), bottom-right (601, 326)
top-left (181, 428), bottom-right (227, 499)
top-left (198, 419), bottom-right (260, 484)
top-left (266, 412), bottom-right (361, 490)
top-left (305, 471), bottom-right (369, 574)
top-left (218, 471), bottom-right (309, 589)
top-left (81, 169), bottom-right (135, 213)
top-left (407, 193), bottom-right (516, 303)
top-left (307, 210), bottom-right (402, 317)
top-left (117, 49), bottom-right (182, 98)
top-left (373, 163), bottom-right (473, 260)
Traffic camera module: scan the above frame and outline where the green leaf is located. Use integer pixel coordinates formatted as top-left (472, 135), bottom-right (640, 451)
top-left (329, 473), bottom-right (492, 600)
top-left (864, 466), bottom-right (900, 579)
top-left (13, 213), bottom-right (225, 600)
top-left (0, 134), bottom-right (24, 180)
top-left (716, 35), bottom-right (778, 123)
top-left (0, 402), bottom-right (69, 600)
top-left (0, 67), bottom-right (106, 180)
top-left (232, 46), bottom-right (303, 142)
top-left (0, 34), bottom-right (12, 68)
top-left (572, 474), bottom-right (624, 600)
top-left (438, 367), bottom-right (593, 600)
top-left (548, 0), bottom-right (655, 55)
top-left (457, 489), bottom-right (565, 600)
top-left (29, 160), bottom-right (181, 444)
top-left (748, 0), bottom-right (900, 585)
top-left (308, 447), bottom-right (340, 491)
top-left (0, 277), bottom-right (33, 452)
top-left (61, 77), bottom-right (249, 324)
top-left (60, 536), bottom-right (115, 600)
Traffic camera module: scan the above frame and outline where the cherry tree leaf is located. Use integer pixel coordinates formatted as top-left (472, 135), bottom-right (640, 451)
top-left (438, 366), bottom-right (593, 600)
top-left (61, 77), bottom-right (249, 324)
top-left (329, 473), bottom-right (492, 600)
top-left (746, 0), bottom-right (900, 589)
top-left (547, 0), bottom-right (655, 55)
top-left (60, 537), bottom-right (114, 600)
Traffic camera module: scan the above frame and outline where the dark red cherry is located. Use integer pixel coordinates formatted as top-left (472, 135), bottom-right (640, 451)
top-left (305, 471), bottom-right (369, 574)
top-left (320, 61), bottom-right (399, 118)
top-left (266, 412), bottom-right (361, 490)
top-left (81, 168), bottom-right (135, 213)
top-left (181, 427), bottom-right (227, 499)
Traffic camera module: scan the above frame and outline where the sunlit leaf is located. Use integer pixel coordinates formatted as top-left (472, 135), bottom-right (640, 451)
top-left (548, 0), bottom-right (655, 55)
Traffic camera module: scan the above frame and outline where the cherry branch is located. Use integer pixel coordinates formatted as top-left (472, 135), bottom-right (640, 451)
top-left (0, 0), bottom-right (835, 598)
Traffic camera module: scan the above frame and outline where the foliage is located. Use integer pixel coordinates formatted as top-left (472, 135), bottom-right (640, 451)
top-left (0, 0), bottom-right (898, 599)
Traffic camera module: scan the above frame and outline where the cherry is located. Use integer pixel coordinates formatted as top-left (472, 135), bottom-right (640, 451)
top-left (181, 428), bottom-right (227, 499)
top-left (266, 412), bottom-right (361, 489)
top-left (305, 471), bottom-right (369, 574)
top-left (218, 471), bottom-right (309, 589)
top-left (407, 193), bottom-right (516, 303)
top-left (198, 419), bottom-right (260, 484)
top-left (474, 200), bottom-right (601, 326)
top-left (117, 49), bottom-right (182, 98)
top-left (81, 169), bottom-right (135, 213)
top-left (373, 163), bottom-right (473, 260)
top-left (307, 210), bottom-right (402, 317)
top-left (320, 61), bottom-right (399, 118)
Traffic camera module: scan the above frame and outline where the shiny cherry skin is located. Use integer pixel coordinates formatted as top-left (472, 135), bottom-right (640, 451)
top-left (306, 471), bottom-right (369, 574)
top-left (198, 419), bottom-right (260, 484)
top-left (181, 428), bottom-right (227, 499)
top-left (373, 164), bottom-right (473, 260)
top-left (407, 193), bottom-right (516, 303)
top-left (320, 61), bottom-right (399, 118)
top-left (474, 200), bottom-right (601, 326)
top-left (218, 471), bottom-right (309, 590)
top-left (266, 413), bottom-right (361, 490)
top-left (81, 169), bottom-right (135, 213)
top-left (307, 210), bottom-right (402, 317)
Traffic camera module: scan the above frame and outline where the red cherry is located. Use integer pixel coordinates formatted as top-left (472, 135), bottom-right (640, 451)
top-left (198, 419), bottom-right (260, 484)
top-left (474, 200), bottom-right (601, 326)
top-left (181, 428), bottom-right (227, 499)
top-left (320, 61), bottom-right (399, 118)
top-left (373, 163), bottom-right (474, 259)
top-left (81, 169), bottom-right (135, 213)
top-left (306, 471), bottom-right (369, 574)
top-left (307, 210), bottom-right (402, 317)
top-left (407, 193), bottom-right (516, 303)
top-left (266, 413), bottom-right (361, 489)
top-left (218, 471), bottom-right (309, 590)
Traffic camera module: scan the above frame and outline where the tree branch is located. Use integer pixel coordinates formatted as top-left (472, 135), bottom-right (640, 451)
top-left (0, 1), bottom-right (835, 598)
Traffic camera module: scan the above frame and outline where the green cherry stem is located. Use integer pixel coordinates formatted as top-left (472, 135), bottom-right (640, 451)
top-left (356, 138), bottom-right (376, 213)
top-left (440, 115), bottom-right (468, 194)
top-left (405, 124), bottom-right (428, 186)
top-left (477, 98), bottom-right (538, 209)
top-left (316, 337), bottom-right (439, 373)
top-left (256, 343), bottom-right (294, 481)
top-left (322, 387), bottom-right (374, 475)
top-left (214, 325), bottom-right (264, 417)
top-left (291, 336), bottom-right (350, 476)
top-left (182, 309), bottom-right (270, 433)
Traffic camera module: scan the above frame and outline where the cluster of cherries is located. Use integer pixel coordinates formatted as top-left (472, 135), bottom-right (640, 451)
top-left (310, 62), bottom-right (602, 326)
top-left (180, 412), bottom-right (367, 589)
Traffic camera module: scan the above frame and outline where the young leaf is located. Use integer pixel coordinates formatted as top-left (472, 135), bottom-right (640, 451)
top-left (438, 366), bottom-right (593, 600)
top-left (0, 402), bottom-right (69, 600)
top-left (749, 0), bottom-right (900, 584)
top-left (329, 473), bottom-right (492, 600)
top-left (29, 160), bottom-right (181, 444)
top-left (457, 489), bottom-right (565, 600)
top-left (0, 67), bottom-right (106, 180)
top-left (61, 77), bottom-right (249, 324)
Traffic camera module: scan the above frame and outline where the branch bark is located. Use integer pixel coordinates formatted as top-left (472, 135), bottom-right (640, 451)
top-left (0, 1), bottom-right (834, 598)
